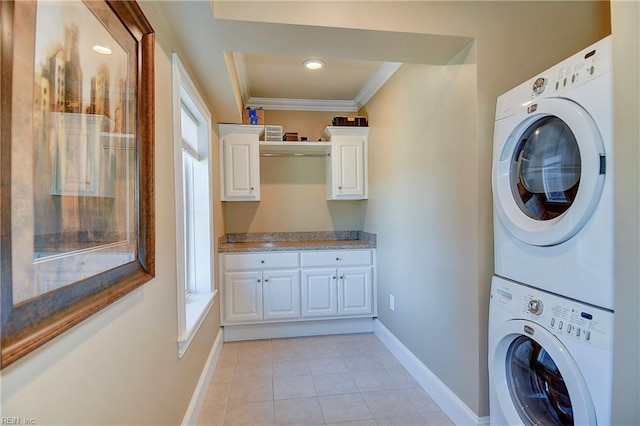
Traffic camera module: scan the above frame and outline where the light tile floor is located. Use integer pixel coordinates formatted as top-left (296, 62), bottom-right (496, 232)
top-left (197, 333), bottom-right (454, 425)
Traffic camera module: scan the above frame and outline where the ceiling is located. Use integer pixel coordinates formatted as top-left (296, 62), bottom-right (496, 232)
top-left (236, 53), bottom-right (401, 112)
top-left (148, 1), bottom-right (474, 124)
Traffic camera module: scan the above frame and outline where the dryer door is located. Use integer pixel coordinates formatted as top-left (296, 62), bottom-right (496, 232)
top-left (489, 319), bottom-right (596, 425)
top-left (492, 97), bottom-right (605, 246)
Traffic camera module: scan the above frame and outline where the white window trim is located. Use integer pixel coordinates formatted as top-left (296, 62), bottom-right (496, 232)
top-left (172, 53), bottom-right (216, 357)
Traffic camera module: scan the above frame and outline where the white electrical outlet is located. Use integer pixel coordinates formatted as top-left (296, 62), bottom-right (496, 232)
top-left (390, 294), bottom-right (395, 311)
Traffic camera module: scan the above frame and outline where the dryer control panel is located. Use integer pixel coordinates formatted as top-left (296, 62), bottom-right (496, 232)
top-left (492, 278), bottom-right (613, 351)
top-left (495, 36), bottom-right (612, 120)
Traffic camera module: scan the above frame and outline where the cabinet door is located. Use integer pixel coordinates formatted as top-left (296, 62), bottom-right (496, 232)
top-left (263, 270), bottom-right (301, 320)
top-left (222, 135), bottom-right (260, 201)
top-left (223, 271), bottom-right (263, 323)
top-left (330, 138), bottom-right (366, 200)
top-left (338, 267), bottom-right (373, 316)
top-left (301, 269), bottom-right (338, 317)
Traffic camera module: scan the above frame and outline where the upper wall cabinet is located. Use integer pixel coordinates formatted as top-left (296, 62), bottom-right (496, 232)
top-left (220, 124), bottom-right (261, 201)
top-left (324, 127), bottom-right (369, 200)
top-left (219, 124), bottom-right (369, 201)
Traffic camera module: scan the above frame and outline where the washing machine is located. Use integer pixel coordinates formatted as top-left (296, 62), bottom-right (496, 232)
top-left (488, 276), bottom-right (613, 425)
top-left (492, 36), bottom-right (614, 310)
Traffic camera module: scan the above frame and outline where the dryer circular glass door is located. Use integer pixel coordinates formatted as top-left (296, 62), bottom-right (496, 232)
top-left (489, 319), bottom-right (596, 425)
top-left (492, 98), bottom-right (605, 246)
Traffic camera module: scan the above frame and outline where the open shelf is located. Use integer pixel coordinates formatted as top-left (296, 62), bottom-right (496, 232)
top-left (259, 141), bottom-right (331, 156)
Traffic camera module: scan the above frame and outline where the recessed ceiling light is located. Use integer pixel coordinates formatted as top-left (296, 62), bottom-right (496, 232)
top-left (303, 59), bottom-right (324, 70)
top-left (92, 45), bottom-right (112, 55)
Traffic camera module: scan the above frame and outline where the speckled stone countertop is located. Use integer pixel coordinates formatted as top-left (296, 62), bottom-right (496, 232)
top-left (218, 231), bottom-right (376, 253)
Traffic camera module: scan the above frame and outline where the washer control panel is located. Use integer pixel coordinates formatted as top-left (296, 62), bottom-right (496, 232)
top-left (492, 279), bottom-right (613, 351)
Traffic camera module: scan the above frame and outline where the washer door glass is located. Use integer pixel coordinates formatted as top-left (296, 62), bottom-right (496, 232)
top-left (511, 116), bottom-right (581, 221)
top-left (507, 335), bottom-right (573, 425)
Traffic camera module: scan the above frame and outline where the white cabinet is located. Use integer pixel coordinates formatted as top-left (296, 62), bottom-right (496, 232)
top-left (323, 127), bottom-right (369, 200)
top-left (223, 271), bottom-right (263, 323)
top-left (338, 267), bottom-right (373, 316)
top-left (221, 248), bottom-right (375, 327)
top-left (219, 124), bottom-right (261, 201)
top-left (263, 270), bottom-right (301, 320)
top-left (219, 124), bottom-right (369, 202)
top-left (301, 269), bottom-right (338, 317)
top-left (300, 250), bottom-right (374, 318)
top-left (222, 252), bottom-right (300, 324)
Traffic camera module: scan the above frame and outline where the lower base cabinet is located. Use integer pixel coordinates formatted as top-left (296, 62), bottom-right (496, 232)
top-left (301, 269), bottom-right (338, 317)
top-left (339, 267), bottom-right (373, 316)
top-left (223, 269), bottom-right (300, 323)
top-left (221, 249), bottom-right (376, 327)
top-left (301, 267), bottom-right (373, 318)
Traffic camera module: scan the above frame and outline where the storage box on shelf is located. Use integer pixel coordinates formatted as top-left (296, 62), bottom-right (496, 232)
top-left (283, 132), bottom-right (299, 141)
top-left (264, 125), bottom-right (283, 142)
top-left (332, 116), bottom-right (368, 127)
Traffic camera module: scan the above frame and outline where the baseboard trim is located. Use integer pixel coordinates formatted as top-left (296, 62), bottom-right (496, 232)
top-left (223, 318), bottom-right (374, 341)
top-left (373, 319), bottom-right (489, 426)
top-left (181, 327), bottom-right (224, 426)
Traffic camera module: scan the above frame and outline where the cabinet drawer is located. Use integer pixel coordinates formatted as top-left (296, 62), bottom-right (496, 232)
top-left (301, 250), bottom-right (372, 267)
top-left (223, 252), bottom-right (299, 270)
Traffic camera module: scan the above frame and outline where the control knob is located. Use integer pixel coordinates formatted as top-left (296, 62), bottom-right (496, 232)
top-left (528, 299), bottom-right (544, 315)
top-left (532, 77), bottom-right (547, 95)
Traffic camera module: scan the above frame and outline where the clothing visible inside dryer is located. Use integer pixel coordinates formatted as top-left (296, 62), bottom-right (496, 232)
top-left (511, 116), bottom-right (581, 220)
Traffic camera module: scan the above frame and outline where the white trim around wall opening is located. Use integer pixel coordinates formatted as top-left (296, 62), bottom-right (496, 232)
top-left (172, 53), bottom-right (216, 357)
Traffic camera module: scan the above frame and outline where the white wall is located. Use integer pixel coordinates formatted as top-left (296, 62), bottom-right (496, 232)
top-left (0, 3), bottom-right (223, 424)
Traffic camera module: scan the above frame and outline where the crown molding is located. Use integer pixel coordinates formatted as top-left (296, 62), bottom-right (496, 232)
top-left (353, 62), bottom-right (402, 109)
top-left (245, 97), bottom-right (359, 112)
top-left (233, 52), bottom-right (250, 106)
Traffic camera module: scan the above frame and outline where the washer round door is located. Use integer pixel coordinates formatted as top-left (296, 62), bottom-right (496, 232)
top-left (489, 319), bottom-right (596, 425)
top-left (492, 97), bottom-right (606, 246)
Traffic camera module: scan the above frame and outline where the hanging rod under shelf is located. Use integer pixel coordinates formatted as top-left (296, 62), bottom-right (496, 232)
top-left (260, 152), bottom-right (330, 158)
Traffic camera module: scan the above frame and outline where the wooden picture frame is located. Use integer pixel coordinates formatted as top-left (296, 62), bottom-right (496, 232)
top-left (0, 0), bottom-right (155, 369)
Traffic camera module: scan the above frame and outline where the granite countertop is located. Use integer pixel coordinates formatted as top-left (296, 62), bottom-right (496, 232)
top-left (218, 231), bottom-right (376, 253)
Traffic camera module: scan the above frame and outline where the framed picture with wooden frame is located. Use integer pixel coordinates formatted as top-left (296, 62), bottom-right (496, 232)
top-left (0, 0), bottom-right (155, 369)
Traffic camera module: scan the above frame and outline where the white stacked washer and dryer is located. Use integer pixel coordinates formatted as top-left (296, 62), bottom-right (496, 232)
top-left (488, 36), bottom-right (615, 425)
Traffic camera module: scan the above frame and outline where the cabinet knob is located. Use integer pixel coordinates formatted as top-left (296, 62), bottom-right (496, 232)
top-left (340, 276), bottom-right (344, 280)
top-left (336, 257), bottom-right (340, 261)
top-left (257, 279), bottom-right (261, 283)
top-left (261, 260), bottom-right (265, 264)
top-left (332, 276), bottom-right (337, 280)
top-left (338, 186), bottom-right (342, 190)
top-left (264, 279), bottom-right (269, 283)
top-left (251, 187), bottom-right (255, 191)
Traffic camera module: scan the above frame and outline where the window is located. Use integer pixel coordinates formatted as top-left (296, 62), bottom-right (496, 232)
top-left (172, 54), bottom-right (215, 357)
